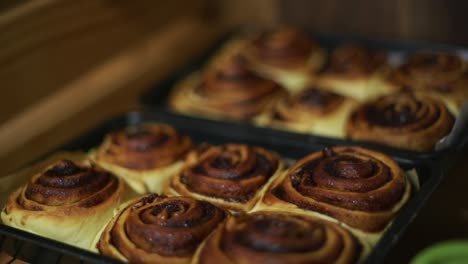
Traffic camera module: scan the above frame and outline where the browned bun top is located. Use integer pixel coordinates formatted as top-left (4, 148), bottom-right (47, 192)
top-left (194, 56), bottom-right (284, 120)
top-left (248, 26), bottom-right (318, 68)
top-left (325, 44), bottom-right (386, 76)
top-left (96, 123), bottom-right (192, 171)
top-left (388, 52), bottom-right (466, 90)
top-left (198, 211), bottom-right (362, 264)
top-left (272, 85), bottom-right (346, 122)
top-left (20, 159), bottom-right (120, 210)
top-left (271, 146), bottom-right (408, 232)
top-left (98, 194), bottom-right (225, 262)
top-left (347, 92), bottom-right (455, 151)
top-left (178, 143), bottom-right (280, 203)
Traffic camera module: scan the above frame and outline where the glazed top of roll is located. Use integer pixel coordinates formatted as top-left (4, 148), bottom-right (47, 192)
top-left (352, 92), bottom-right (451, 128)
top-left (388, 52), bottom-right (467, 91)
top-left (272, 85), bottom-right (347, 122)
top-left (198, 212), bottom-right (362, 264)
top-left (16, 159), bottom-right (120, 211)
top-left (176, 143), bottom-right (280, 203)
top-left (324, 44), bottom-right (387, 77)
top-left (247, 27), bottom-right (319, 68)
top-left (194, 56), bottom-right (284, 120)
top-left (98, 194), bottom-right (225, 263)
top-left (271, 146), bottom-right (408, 232)
top-left (95, 123), bottom-right (192, 171)
top-left (347, 92), bottom-right (455, 151)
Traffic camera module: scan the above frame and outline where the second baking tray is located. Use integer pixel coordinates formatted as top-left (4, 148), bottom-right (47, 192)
top-left (140, 30), bottom-right (468, 162)
top-left (0, 111), bottom-right (450, 263)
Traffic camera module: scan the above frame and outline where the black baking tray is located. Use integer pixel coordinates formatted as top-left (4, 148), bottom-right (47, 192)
top-left (0, 111), bottom-right (454, 264)
top-left (140, 29), bottom-right (468, 162)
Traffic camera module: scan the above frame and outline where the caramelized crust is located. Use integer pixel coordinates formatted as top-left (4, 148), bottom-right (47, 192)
top-left (169, 56), bottom-right (285, 121)
top-left (92, 123), bottom-right (193, 193)
top-left (240, 26), bottom-right (326, 93)
top-left (387, 52), bottom-right (468, 115)
top-left (247, 27), bottom-right (320, 69)
top-left (258, 146), bottom-right (411, 235)
top-left (275, 86), bottom-right (346, 118)
top-left (388, 52), bottom-right (465, 89)
top-left (95, 123), bottom-right (192, 171)
top-left (317, 44), bottom-right (394, 101)
top-left (325, 44), bottom-right (387, 78)
top-left (195, 212), bottom-right (363, 264)
top-left (346, 92), bottom-right (455, 151)
top-left (259, 85), bottom-right (358, 138)
top-left (166, 143), bottom-right (284, 212)
top-left (21, 160), bottom-right (119, 208)
top-left (98, 194), bottom-right (225, 263)
top-left (1, 158), bottom-right (125, 250)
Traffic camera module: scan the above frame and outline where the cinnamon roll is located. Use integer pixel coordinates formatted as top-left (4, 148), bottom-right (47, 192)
top-left (256, 146), bottom-right (411, 244)
top-left (169, 55), bottom-right (286, 121)
top-left (1, 158), bottom-right (125, 250)
top-left (386, 52), bottom-right (468, 115)
top-left (97, 194), bottom-right (225, 263)
top-left (91, 123), bottom-right (192, 194)
top-left (318, 44), bottom-right (394, 101)
top-left (243, 26), bottom-right (326, 93)
top-left (346, 92), bottom-right (455, 151)
top-left (165, 143), bottom-right (284, 212)
top-left (194, 212), bottom-right (366, 264)
top-left (256, 85), bottom-right (358, 138)
top-left (208, 37), bottom-right (249, 69)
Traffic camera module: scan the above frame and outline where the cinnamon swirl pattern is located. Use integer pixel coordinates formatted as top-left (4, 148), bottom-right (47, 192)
top-left (169, 55), bottom-right (285, 121)
top-left (165, 144), bottom-right (284, 212)
top-left (318, 44), bottom-right (393, 101)
top-left (346, 92), bottom-right (455, 151)
top-left (243, 27), bottom-right (326, 92)
top-left (386, 52), bottom-right (468, 115)
top-left (194, 212), bottom-right (364, 264)
top-left (257, 85), bottom-right (358, 138)
top-left (1, 159), bottom-right (125, 249)
top-left (257, 146), bottom-right (411, 243)
top-left (92, 123), bottom-right (192, 194)
top-left (97, 194), bottom-right (225, 264)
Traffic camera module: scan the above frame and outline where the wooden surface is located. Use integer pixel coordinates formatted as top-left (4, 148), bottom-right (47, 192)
top-left (0, 0), bottom-right (222, 173)
top-left (0, 0), bottom-right (207, 124)
top-left (0, 19), bottom-right (224, 176)
top-left (280, 0), bottom-right (468, 46)
top-left (0, 1), bottom-right (467, 263)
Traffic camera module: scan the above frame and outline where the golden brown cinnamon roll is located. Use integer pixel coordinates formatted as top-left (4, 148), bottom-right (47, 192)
top-left (386, 52), bottom-right (468, 115)
top-left (91, 123), bottom-right (192, 194)
top-left (318, 44), bottom-right (394, 101)
top-left (208, 37), bottom-right (250, 69)
top-left (255, 146), bottom-right (411, 244)
top-left (346, 92), bottom-right (455, 151)
top-left (1, 158), bottom-right (125, 250)
top-left (194, 212), bottom-right (366, 264)
top-left (169, 55), bottom-right (286, 121)
top-left (165, 143), bottom-right (285, 212)
top-left (256, 85), bottom-right (358, 138)
top-left (97, 194), bottom-right (225, 264)
top-left (243, 26), bottom-right (326, 93)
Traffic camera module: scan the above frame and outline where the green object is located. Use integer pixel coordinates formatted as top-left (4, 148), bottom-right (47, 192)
top-left (411, 240), bottom-right (468, 264)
